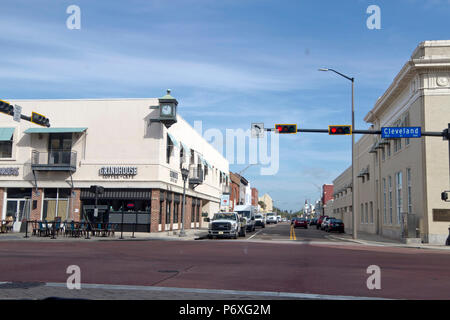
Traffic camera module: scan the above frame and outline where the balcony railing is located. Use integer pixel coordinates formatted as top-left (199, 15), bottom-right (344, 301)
top-left (189, 167), bottom-right (204, 188)
top-left (31, 150), bottom-right (77, 172)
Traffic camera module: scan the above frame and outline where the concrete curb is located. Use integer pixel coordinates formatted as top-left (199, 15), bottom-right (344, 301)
top-left (327, 235), bottom-right (450, 251)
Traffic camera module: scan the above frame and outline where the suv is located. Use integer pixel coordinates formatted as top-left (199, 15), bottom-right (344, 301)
top-left (254, 214), bottom-right (266, 228)
top-left (207, 212), bottom-right (245, 239)
top-left (266, 213), bottom-right (277, 224)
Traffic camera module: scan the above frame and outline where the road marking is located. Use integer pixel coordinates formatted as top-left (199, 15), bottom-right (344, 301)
top-left (290, 225), bottom-right (296, 241)
top-left (246, 228), bottom-right (264, 240)
top-left (42, 282), bottom-right (390, 300)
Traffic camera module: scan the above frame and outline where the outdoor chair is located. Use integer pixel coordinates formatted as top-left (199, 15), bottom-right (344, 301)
top-left (38, 221), bottom-right (48, 237)
top-left (32, 221), bottom-right (39, 236)
top-left (65, 221), bottom-right (75, 237)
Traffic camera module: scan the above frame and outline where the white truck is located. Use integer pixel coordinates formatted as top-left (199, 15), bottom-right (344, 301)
top-left (206, 212), bottom-right (245, 239)
top-left (234, 204), bottom-right (256, 232)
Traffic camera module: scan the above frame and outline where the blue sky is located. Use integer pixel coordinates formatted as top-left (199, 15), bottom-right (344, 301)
top-left (1, 0), bottom-right (450, 211)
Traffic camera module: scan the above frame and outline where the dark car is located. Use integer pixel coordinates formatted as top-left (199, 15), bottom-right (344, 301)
top-left (316, 216), bottom-right (328, 229)
top-left (293, 218), bottom-right (308, 229)
top-left (325, 218), bottom-right (345, 233)
top-left (309, 218), bottom-right (318, 226)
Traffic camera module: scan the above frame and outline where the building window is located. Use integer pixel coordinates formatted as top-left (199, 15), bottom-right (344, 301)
top-left (396, 171), bottom-right (403, 224)
top-left (387, 143), bottom-right (391, 158)
top-left (365, 203), bottom-right (368, 224)
top-left (174, 202), bottom-right (179, 224)
top-left (191, 202), bottom-right (195, 222)
top-left (370, 202), bottom-right (374, 224)
top-left (388, 176), bottom-right (393, 224)
top-left (190, 150), bottom-right (195, 165)
top-left (381, 148), bottom-right (385, 161)
top-left (404, 113), bottom-right (410, 146)
top-left (166, 134), bottom-right (174, 164)
top-left (394, 120), bottom-right (402, 153)
top-left (166, 200), bottom-right (171, 225)
top-left (360, 204), bottom-right (364, 223)
top-left (407, 168), bottom-right (412, 214)
top-left (159, 201), bottom-right (163, 224)
top-left (383, 178), bottom-right (387, 224)
top-left (0, 136), bottom-right (13, 158)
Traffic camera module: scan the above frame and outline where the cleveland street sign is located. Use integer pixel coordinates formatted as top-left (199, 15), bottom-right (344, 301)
top-left (381, 127), bottom-right (421, 139)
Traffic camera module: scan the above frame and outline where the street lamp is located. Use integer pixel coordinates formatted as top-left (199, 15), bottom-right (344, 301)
top-left (179, 167), bottom-right (189, 237)
top-left (319, 67), bottom-right (357, 240)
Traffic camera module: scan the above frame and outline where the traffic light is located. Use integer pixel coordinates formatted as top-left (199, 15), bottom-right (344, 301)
top-left (31, 111), bottom-right (50, 127)
top-left (275, 124), bottom-right (297, 134)
top-left (0, 100), bottom-right (14, 115)
top-left (328, 125), bottom-right (352, 135)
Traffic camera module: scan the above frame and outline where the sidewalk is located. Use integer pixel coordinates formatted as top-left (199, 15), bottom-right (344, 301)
top-left (327, 232), bottom-right (450, 251)
top-left (0, 228), bottom-right (209, 242)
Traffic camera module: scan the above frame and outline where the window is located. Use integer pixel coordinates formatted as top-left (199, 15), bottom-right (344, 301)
top-left (0, 136), bottom-right (13, 158)
top-left (174, 202), bottom-right (179, 224)
top-left (190, 150), bottom-right (195, 165)
top-left (191, 203), bottom-right (195, 222)
top-left (370, 202), bottom-right (374, 224)
top-left (365, 203), bottom-right (368, 224)
top-left (407, 168), bottom-right (412, 214)
top-left (394, 120), bottom-right (402, 152)
top-left (383, 178), bottom-right (387, 224)
top-left (387, 143), bottom-right (391, 158)
top-left (159, 201), bottom-right (163, 224)
top-left (166, 200), bottom-right (171, 225)
top-left (404, 114), bottom-right (410, 146)
top-left (381, 147), bottom-right (385, 161)
top-left (396, 171), bottom-right (403, 224)
top-left (389, 176), bottom-right (393, 224)
top-left (166, 134), bottom-right (174, 164)
top-left (360, 204), bottom-right (364, 223)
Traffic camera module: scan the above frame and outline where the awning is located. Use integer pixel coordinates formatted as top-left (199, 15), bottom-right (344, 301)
top-left (167, 133), bottom-right (179, 148)
top-left (180, 142), bottom-right (190, 154)
top-left (0, 128), bottom-right (15, 141)
top-left (24, 127), bottom-right (88, 134)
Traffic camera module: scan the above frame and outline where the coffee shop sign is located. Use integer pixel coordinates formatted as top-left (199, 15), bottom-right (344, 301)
top-left (99, 166), bottom-right (137, 177)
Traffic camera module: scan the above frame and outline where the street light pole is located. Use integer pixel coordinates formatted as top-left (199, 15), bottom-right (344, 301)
top-left (319, 68), bottom-right (357, 240)
top-left (179, 168), bottom-right (189, 237)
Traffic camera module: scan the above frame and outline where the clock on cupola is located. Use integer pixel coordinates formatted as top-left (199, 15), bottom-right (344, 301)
top-left (157, 89), bottom-right (178, 128)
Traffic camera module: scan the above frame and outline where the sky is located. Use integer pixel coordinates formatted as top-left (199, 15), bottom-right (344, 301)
top-left (1, 0), bottom-right (450, 211)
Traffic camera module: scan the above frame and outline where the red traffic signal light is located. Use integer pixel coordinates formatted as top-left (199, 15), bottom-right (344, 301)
top-left (328, 125), bottom-right (352, 135)
top-left (275, 124), bottom-right (297, 134)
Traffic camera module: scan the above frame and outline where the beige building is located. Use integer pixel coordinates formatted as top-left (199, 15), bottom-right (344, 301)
top-left (0, 91), bottom-right (230, 233)
top-left (258, 193), bottom-right (273, 213)
top-left (330, 40), bottom-right (450, 244)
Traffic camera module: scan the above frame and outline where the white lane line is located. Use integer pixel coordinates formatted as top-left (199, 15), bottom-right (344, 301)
top-left (44, 282), bottom-right (390, 300)
top-left (246, 228), bottom-right (265, 240)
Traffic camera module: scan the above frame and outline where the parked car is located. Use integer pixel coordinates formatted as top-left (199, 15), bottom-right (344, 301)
top-left (320, 216), bottom-right (335, 230)
top-left (266, 213), bottom-right (277, 224)
top-left (325, 218), bottom-right (345, 233)
top-left (254, 214), bottom-right (266, 228)
top-left (316, 216), bottom-right (328, 229)
top-left (207, 212), bottom-right (244, 239)
top-left (276, 215), bottom-right (282, 223)
top-left (309, 218), bottom-right (318, 226)
top-left (293, 218), bottom-right (308, 229)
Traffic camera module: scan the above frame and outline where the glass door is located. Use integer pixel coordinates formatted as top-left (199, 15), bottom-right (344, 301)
top-left (48, 133), bottom-right (72, 165)
top-left (6, 199), bottom-right (30, 232)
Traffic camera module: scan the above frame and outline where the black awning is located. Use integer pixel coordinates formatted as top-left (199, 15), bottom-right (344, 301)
top-left (80, 188), bottom-right (151, 200)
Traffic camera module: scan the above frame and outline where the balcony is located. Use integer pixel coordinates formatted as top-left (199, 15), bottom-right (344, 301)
top-left (189, 167), bottom-right (204, 188)
top-left (222, 184), bottom-right (231, 194)
top-left (31, 150), bottom-right (77, 172)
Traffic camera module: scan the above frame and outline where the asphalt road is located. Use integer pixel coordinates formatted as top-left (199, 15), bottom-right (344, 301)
top-left (0, 222), bottom-right (449, 300)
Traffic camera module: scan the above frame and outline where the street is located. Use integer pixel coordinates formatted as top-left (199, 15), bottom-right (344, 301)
top-left (0, 222), bottom-right (449, 300)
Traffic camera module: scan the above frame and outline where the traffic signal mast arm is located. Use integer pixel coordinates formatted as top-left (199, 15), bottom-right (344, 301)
top-left (0, 100), bottom-right (50, 127)
top-left (266, 127), bottom-right (446, 137)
